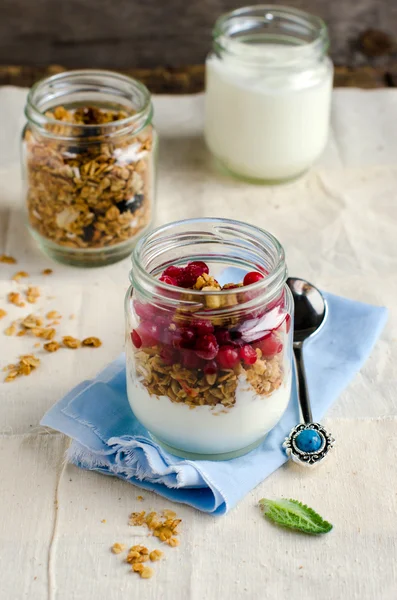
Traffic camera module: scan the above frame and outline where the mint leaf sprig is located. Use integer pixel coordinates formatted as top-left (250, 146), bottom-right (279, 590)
top-left (259, 498), bottom-right (333, 535)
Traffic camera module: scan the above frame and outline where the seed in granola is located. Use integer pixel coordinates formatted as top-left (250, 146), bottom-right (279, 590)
top-left (43, 340), bottom-right (60, 352)
top-left (62, 336), bottom-right (81, 349)
top-left (82, 337), bottom-right (102, 348)
top-left (0, 309), bottom-right (7, 320)
top-left (111, 543), bottom-right (126, 554)
top-left (0, 254), bottom-right (17, 264)
top-left (42, 268), bottom-right (53, 275)
top-left (137, 495), bottom-right (144, 501)
top-left (25, 286), bottom-right (40, 304)
top-left (12, 271), bottom-right (29, 281)
top-left (8, 292), bottom-right (25, 307)
top-left (167, 537), bottom-right (180, 547)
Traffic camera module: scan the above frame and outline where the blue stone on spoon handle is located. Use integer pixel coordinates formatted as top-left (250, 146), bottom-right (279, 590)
top-left (283, 278), bottom-right (335, 467)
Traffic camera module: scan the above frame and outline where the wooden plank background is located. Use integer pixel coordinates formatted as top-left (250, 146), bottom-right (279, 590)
top-left (1, 0), bottom-right (397, 69)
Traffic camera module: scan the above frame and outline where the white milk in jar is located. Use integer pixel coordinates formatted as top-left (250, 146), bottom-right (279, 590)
top-left (204, 6), bottom-right (333, 183)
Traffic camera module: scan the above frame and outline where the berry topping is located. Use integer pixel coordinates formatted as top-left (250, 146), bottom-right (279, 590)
top-left (134, 300), bottom-right (156, 321)
top-left (162, 265), bottom-right (183, 279)
top-left (195, 334), bottom-right (219, 360)
top-left (214, 328), bottom-right (232, 346)
top-left (217, 345), bottom-right (240, 369)
top-left (243, 271), bottom-right (265, 286)
top-left (173, 327), bottom-right (196, 349)
top-left (255, 332), bottom-right (283, 358)
top-left (187, 261), bottom-right (209, 274)
top-left (159, 275), bottom-right (178, 286)
top-left (203, 360), bottom-right (218, 376)
top-left (192, 319), bottom-right (214, 335)
top-left (239, 344), bottom-right (258, 365)
top-left (181, 351), bottom-right (203, 370)
top-left (131, 329), bottom-right (142, 349)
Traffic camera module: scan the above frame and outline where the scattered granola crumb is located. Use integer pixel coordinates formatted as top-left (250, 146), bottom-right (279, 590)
top-left (4, 354), bottom-right (40, 382)
top-left (46, 310), bottom-right (61, 320)
top-left (43, 340), bottom-right (60, 353)
top-left (25, 286), bottom-right (40, 304)
top-left (101, 519), bottom-right (106, 524)
top-left (129, 510), bottom-right (181, 546)
top-left (17, 330), bottom-right (27, 337)
top-left (69, 314), bottom-right (76, 320)
top-left (111, 543), bottom-right (126, 554)
top-left (0, 254), bottom-right (17, 264)
top-left (132, 563), bottom-right (144, 573)
top-left (0, 309), bottom-right (6, 319)
top-left (137, 495), bottom-right (144, 502)
top-left (82, 336), bottom-right (102, 348)
top-left (12, 271), bottom-right (29, 282)
top-left (34, 342), bottom-right (41, 348)
top-left (8, 292), bottom-right (25, 307)
top-left (62, 336), bottom-right (81, 349)
top-left (4, 323), bottom-right (17, 336)
top-left (149, 550), bottom-right (163, 562)
top-left (42, 269), bottom-right (53, 275)
top-left (140, 567), bottom-right (154, 579)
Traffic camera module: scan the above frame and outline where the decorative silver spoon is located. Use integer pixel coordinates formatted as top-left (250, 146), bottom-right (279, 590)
top-left (283, 278), bottom-right (335, 467)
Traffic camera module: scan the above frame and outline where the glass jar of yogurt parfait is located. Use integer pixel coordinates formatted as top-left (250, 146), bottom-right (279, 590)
top-left (125, 218), bottom-right (293, 460)
top-left (205, 5), bottom-right (333, 183)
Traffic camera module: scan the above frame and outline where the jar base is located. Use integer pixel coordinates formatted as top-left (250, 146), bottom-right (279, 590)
top-left (150, 434), bottom-right (267, 461)
top-left (29, 227), bottom-right (149, 268)
top-left (213, 156), bottom-right (309, 186)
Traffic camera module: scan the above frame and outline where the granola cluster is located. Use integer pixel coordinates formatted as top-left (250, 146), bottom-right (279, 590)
top-left (1, 261), bottom-right (102, 382)
top-left (130, 262), bottom-right (287, 411)
top-left (23, 104), bottom-right (154, 252)
top-left (110, 506), bottom-right (180, 580)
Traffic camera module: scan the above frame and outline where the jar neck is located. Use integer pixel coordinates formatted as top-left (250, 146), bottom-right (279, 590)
top-left (25, 69), bottom-right (153, 141)
top-left (212, 5), bottom-right (328, 69)
top-left (130, 218), bottom-right (288, 318)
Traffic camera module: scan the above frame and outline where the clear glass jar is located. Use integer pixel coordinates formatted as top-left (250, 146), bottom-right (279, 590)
top-left (125, 218), bottom-right (293, 460)
top-left (205, 5), bottom-right (333, 183)
top-left (22, 70), bottom-right (157, 267)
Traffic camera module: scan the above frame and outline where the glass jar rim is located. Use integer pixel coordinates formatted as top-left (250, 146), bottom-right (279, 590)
top-left (212, 4), bottom-right (328, 65)
top-left (130, 218), bottom-right (287, 316)
top-left (25, 69), bottom-right (153, 139)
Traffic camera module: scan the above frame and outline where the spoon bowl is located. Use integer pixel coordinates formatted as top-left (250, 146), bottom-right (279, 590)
top-left (286, 278), bottom-right (327, 345)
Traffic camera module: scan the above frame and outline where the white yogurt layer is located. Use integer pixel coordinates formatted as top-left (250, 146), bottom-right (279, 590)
top-left (126, 358), bottom-right (291, 456)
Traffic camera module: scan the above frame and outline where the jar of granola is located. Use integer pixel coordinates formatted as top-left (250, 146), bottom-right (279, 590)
top-left (22, 70), bottom-right (157, 266)
top-left (125, 218), bottom-right (293, 460)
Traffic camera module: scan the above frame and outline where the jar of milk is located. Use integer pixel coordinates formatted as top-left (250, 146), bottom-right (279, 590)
top-left (204, 5), bottom-right (333, 183)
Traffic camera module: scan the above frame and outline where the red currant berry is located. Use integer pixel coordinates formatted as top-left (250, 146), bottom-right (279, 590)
top-left (195, 334), bottom-right (219, 360)
top-left (256, 332), bottom-right (283, 358)
top-left (182, 351), bottom-right (203, 370)
top-left (243, 271), bottom-right (265, 286)
top-left (187, 261), bottom-right (209, 275)
top-left (239, 344), bottom-right (257, 365)
top-left (159, 275), bottom-right (178, 286)
top-left (131, 329), bottom-right (142, 349)
top-left (204, 360), bottom-right (218, 376)
top-left (215, 328), bottom-right (232, 346)
top-left (162, 265), bottom-right (183, 279)
top-left (193, 319), bottom-right (214, 335)
top-left (173, 327), bottom-right (196, 349)
top-left (217, 345), bottom-right (240, 369)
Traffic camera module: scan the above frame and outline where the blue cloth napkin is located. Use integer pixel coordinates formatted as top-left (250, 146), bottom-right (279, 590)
top-left (41, 291), bottom-right (387, 515)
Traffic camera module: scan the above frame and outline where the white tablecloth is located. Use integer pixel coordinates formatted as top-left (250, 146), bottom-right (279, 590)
top-left (0, 87), bottom-right (396, 600)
